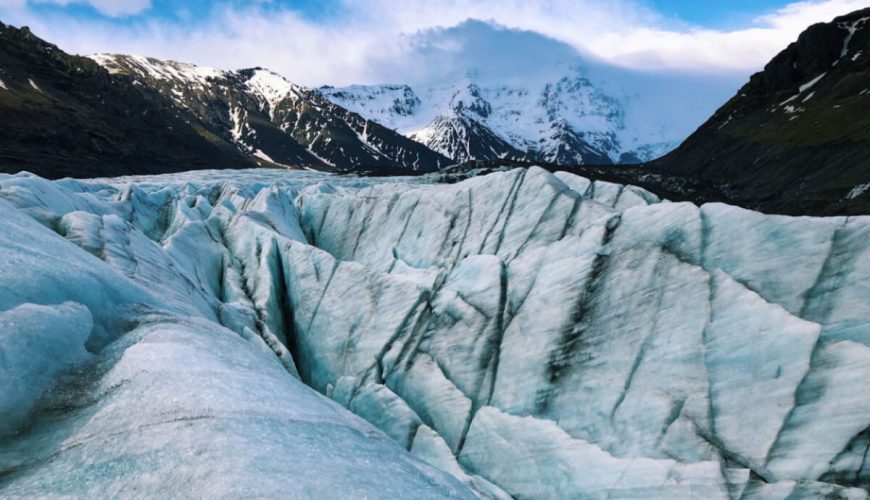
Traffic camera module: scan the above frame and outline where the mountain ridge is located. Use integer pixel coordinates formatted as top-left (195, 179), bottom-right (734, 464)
top-left (0, 20), bottom-right (451, 179)
top-left (647, 7), bottom-right (870, 215)
top-left (0, 21), bottom-right (257, 178)
top-left (90, 54), bottom-right (451, 174)
top-left (318, 70), bottom-right (670, 166)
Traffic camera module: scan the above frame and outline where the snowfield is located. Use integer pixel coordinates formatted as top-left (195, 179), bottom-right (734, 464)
top-left (320, 75), bottom-right (677, 165)
top-left (0, 167), bottom-right (868, 498)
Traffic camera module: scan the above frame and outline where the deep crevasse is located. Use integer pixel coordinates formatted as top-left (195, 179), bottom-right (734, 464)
top-left (0, 167), bottom-right (867, 499)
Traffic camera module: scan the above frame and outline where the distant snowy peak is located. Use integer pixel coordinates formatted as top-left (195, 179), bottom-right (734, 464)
top-left (89, 54), bottom-right (448, 173)
top-left (320, 84), bottom-right (421, 124)
top-left (319, 69), bottom-right (674, 165)
top-left (410, 114), bottom-right (523, 163)
top-left (447, 82), bottom-right (492, 118)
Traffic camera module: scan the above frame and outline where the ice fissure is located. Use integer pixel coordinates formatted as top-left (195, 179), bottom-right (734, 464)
top-left (0, 167), bottom-right (868, 498)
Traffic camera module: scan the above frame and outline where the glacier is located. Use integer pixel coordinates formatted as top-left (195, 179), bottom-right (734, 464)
top-left (0, 167), bottom-right (868, 498)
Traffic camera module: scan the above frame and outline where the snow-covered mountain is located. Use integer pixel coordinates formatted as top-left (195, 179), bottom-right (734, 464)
top-left (315, 20), bottom-right (741, 167)
top-left (320, 70), bottom-right (647, 165)
top-left (89, 54), bottom-right (450, 173)
top-left (2, 167), bottom-right (868, 497)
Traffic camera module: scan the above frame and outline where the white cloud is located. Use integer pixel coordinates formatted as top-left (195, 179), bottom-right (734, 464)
top-left (334, 0), bottom-right (868, 74)
top-left (0, 0), bottom-right (866, 84)
top-left (32, 0), bottom-right (150, 17)
top-left (578, 0), bottom-right (870, 72)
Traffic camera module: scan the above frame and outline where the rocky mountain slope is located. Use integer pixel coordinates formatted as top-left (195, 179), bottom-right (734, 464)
top-left (649, 7), bottom-right (870, 215)
top-left (1, 167), bottom-right (867, 497)
top-left (319, 69), bottom-right (674, 166)
top-left (90, 55), bottom-right (450, 174)
top-left (0, 21), bottom-right (449, 179)
top-left (0, 22), bottom-right (256, 178)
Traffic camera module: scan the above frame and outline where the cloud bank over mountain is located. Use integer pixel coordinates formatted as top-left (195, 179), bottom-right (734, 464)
top-left (0, 0), bottom-right (866, 86)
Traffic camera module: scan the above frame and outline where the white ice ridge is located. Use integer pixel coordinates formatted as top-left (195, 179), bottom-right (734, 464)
top-left (0, 167), bottom-right (868, 498)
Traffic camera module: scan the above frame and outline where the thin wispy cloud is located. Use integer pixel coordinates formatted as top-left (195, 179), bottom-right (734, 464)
top-left (2, 0), bottom-right (151, 17)
top-left (0, 0), bottom-right (865, 85)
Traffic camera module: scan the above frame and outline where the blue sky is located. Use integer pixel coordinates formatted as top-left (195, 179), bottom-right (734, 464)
top-left (0, 0), bottom-right (864, 85)
top-left (645, 0), bottom-right (799, 27)
top-left (13, 0), bottom-right (810, 27)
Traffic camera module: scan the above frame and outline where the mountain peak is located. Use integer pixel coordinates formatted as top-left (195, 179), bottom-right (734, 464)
top-left (448, 82), bottom-right (491, 118)
top-left (88, 53), bottom-right (226, 88)
top-left (321, 67), bottom-right (671, 165)
top-left (239, 67), bottom-right (306, 109)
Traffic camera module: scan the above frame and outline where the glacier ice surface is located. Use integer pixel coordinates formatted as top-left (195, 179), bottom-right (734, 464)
top-left (0, 166), bottom-right (868, 499)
